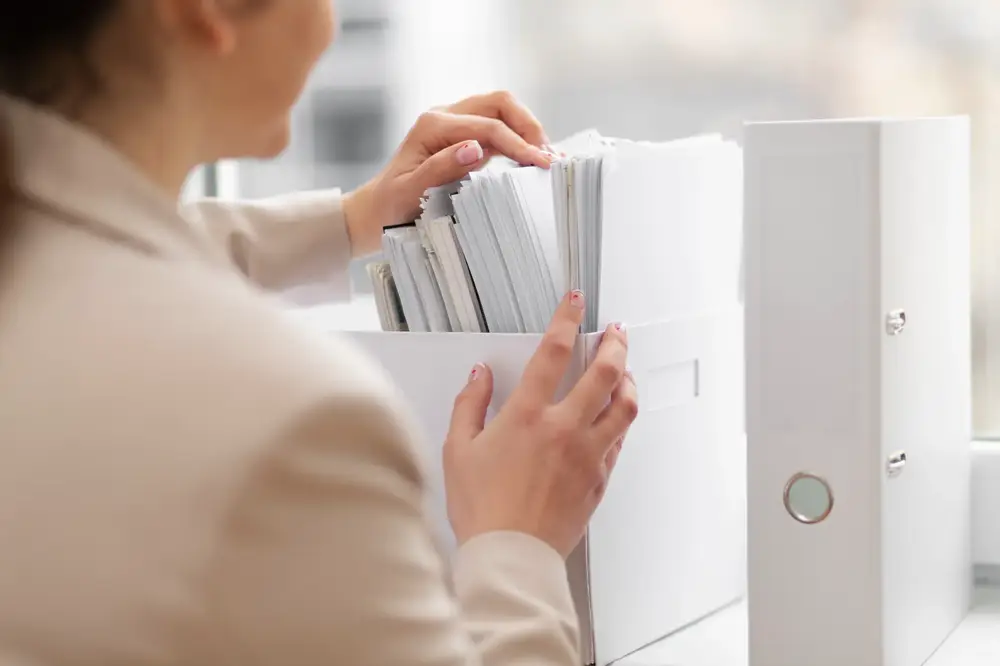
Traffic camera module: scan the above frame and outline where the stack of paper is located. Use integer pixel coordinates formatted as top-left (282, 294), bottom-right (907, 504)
top-left (372, 130), bottom-right (743, 334)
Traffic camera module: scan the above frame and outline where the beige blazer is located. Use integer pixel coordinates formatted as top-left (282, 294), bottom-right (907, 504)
top-left (0, 98), bottom-right (579, 666)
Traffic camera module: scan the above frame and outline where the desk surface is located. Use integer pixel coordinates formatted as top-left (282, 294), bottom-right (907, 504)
top-left (622, 587), bottom-right (1000, 666)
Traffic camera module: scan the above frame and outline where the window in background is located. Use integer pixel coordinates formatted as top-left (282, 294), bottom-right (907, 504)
top-left (311, 87), bottom-right (386, 177)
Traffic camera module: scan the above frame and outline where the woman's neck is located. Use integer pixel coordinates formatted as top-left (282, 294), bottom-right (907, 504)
top-left (69, 95), bottom-right (207, 200)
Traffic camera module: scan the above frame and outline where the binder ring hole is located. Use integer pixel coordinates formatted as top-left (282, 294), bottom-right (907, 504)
top-left (784, 473), bottom-right (834, 525)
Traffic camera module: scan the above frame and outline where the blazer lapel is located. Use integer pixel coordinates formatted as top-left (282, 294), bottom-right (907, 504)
top-left (2, 94), bottom-right (227, 267)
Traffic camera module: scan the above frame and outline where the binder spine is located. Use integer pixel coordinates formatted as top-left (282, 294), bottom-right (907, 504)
top-left (746, 122), bottom-right (889, 666)
top-left (746, 118), bottom-right (972, 666)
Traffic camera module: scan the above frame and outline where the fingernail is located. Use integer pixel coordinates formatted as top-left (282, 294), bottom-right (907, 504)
top-left (533, 147), bottom-right (556, 166)
top-left (614, 322), bottom-right (626, 333)
top-left (469, 363), bottom-right (486, 383)
top-left (625, 366), bottom-right (635, 382)
top-left (569, 290), bottom-right (585, 309)
top-left (457, 141), bottom-right (484, 166)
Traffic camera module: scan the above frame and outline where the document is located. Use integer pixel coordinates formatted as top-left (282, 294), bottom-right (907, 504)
top-left (372, 130), bottom-right (743, 333)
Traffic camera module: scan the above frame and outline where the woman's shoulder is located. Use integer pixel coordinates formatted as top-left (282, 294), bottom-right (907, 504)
top-left (4, 213), bottom-right (418, 461)
top-left (0, 218), bottom-right (435, 661)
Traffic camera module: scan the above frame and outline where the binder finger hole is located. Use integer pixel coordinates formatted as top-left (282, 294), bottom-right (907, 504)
top-left (783, 473), bottom-right (834, 525)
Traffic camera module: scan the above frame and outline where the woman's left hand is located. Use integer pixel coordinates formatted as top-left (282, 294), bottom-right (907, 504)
top-left (343, 91), bottom-right (557, 256)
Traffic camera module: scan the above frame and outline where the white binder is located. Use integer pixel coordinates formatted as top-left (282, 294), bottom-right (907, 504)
top-left (745, 118), bottom-right (972, 666)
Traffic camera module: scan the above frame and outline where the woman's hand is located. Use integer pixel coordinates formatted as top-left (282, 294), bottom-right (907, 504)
top-left (342, 91), bottom-right (557, 256)
top-left (443, 291), bottom-right (639, 558)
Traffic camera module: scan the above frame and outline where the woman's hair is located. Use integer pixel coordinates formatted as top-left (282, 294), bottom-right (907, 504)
top-left (0, 2), bottom-right (119, 238)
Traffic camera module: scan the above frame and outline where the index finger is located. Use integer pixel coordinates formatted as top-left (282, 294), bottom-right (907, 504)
top-left (435, 113), bottom-right (553, 168)
top-left (509, 290), bottom-right (586, 411)
top-left (448, 91), bottom-right (550, 147)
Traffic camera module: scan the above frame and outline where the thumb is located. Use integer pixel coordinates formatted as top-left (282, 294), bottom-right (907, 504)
top-left (447, 362), bottom-right (494, 444)
top-left (407, 140), bottom-right (486, 196)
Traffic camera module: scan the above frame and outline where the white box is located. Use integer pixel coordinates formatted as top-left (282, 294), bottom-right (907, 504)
top-left (745, 118), bottom-right (972, 666)
top-left (352, 307), bottom-right (745, 665)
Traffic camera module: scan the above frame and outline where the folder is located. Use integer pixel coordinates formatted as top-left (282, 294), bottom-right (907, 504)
top-left (351, 130), bottom-right (746, 665)
top-left (745, 117), bottom-right (972, 666)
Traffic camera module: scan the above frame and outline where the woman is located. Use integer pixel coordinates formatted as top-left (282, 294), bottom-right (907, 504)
top-left (0, 2), bottom-right (637, 665)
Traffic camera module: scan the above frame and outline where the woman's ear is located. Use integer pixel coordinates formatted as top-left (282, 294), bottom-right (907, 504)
top-left (154, 0), bottom-right (239, 55)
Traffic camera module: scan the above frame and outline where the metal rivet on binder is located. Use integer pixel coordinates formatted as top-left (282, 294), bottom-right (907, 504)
top-left (887, 451), bottom-right (907, 478)
top-left (886, 309), bottom-right (907, 336)
top-left (783, 473), bottom-right (834, 525)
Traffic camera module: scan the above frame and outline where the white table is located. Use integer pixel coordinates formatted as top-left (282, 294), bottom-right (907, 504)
top-left (622, 587), bottom-right (1000, 666)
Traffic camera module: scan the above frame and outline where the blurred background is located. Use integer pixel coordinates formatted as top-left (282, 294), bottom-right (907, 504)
top-left (183, 0), bottom-right (1000, 436)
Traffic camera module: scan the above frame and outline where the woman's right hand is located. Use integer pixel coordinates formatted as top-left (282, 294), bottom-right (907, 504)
top-left (443, 290), bottom-right (638, 558)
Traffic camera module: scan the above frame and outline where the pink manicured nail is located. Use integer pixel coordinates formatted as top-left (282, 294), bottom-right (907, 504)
top-left (469, 363), bottom-right (485, 382)
top-left (570, 290), bottom-right (585, 309)
top-left (457, 141), bottom-right (484, 166)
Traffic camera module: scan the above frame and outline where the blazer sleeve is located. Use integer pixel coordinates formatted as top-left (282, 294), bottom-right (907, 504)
top-left (181, 190), bottom-right (354, 300)
top-left (192, 395), bottom-right (581, 666)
